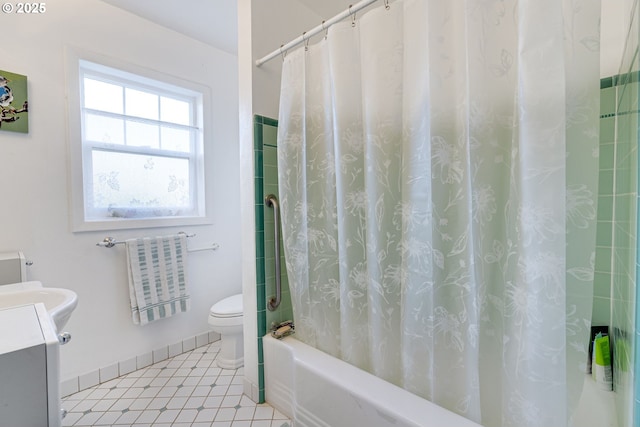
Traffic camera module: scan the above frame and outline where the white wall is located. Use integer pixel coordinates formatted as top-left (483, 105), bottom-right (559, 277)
top-left (601, 0), bottom-right (637, 77)
top-left (0, 0), bottom-right (241, 382)
top-left (238, 0), bottom-right (324, 401)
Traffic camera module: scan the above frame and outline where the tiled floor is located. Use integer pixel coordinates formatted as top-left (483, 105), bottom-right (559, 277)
top-left (62, 341), bottom-right (291, 427)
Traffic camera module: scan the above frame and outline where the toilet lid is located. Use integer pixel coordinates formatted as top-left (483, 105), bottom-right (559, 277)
top-left (210, 294), bottom-right (243, 318)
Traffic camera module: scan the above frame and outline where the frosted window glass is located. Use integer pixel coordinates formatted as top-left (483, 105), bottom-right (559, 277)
top-left (161, 127), bottom-right (191, 153)
top-left (91, 150), bottom-right (190, 210)
top-left (84, 113), bottom-right (124, 145)
top-left (126, 121), bottom-right (160, 148)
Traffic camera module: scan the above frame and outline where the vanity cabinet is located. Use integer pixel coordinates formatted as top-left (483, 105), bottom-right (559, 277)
top-left (0, 303), bottom-right (61, 427)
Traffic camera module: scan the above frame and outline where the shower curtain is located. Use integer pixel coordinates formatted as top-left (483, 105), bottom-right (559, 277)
top-left (277, 1), bottom-right (600, 426)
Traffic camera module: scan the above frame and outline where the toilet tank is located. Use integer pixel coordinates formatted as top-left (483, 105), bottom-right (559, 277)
top-left (0, 251), bottom-right (27, 285)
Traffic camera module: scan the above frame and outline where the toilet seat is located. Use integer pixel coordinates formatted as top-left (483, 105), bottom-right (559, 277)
top-left (210, 294), bottom-right (243, 318)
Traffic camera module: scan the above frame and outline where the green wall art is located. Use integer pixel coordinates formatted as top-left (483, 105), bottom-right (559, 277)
top-left (0, 70), bottom-right (28, 133)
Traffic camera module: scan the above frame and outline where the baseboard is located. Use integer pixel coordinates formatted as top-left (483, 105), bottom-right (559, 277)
top-left (61, 330), bottom-right (221, 397)
top-left (243, 377), bottom-right (260, 403)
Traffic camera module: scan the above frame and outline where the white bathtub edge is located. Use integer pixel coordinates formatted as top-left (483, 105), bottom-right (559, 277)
top-left (263, 334), bottom-right (481, 427)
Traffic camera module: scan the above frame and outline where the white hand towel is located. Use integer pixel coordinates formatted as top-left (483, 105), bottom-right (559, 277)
top-left (126, 234), bottom-right (190, 325)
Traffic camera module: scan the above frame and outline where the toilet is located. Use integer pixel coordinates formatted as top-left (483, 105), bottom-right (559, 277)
top-left (208, 294), bottom-right (244, 369)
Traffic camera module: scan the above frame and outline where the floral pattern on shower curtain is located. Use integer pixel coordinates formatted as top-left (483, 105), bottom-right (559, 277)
top-left (277, 1), bottom-right (600, 426)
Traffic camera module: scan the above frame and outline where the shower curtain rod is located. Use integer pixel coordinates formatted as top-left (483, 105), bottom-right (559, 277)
top-left (255, 0), bottom-right (381, 67)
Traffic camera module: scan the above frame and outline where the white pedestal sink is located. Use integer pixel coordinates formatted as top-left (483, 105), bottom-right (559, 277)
top-left (0, 281), bottom-right (78, 332)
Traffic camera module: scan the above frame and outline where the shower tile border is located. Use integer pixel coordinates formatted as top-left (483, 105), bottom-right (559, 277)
top-left (255, 115), bottom-right (279, 128)
top-left (601, 71), bottom-right (640, 89)
top-left (254, 114), bottom-right (291, 404)
top-left (254, 114), bottom-right (269, 404)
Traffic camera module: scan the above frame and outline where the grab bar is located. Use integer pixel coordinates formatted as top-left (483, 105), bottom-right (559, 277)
top-left (266, 194), bottom-right (282, 311)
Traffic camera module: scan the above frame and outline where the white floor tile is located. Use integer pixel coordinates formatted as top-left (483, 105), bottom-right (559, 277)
top-left (104, 387), bottom-right (127, 399)
top-left (185, 395), bottom-right (207, 409)
top-left (149, 376), bottom-right (170, 387)
top-left (254, 406), bottom-right (274, 420)
top-left (95, 411), bottom-right (121, 425)
top-left (76, 411), bottom-right (103, 425)
top-left (157, 368), bottom-right (178, 377)
top-left (62, 342), bottom-right (291, 427)
top-left (235, 406), bottom-right (256, 421)
top-left (139, 386), bottom-right (162, 398)
top-left (174, 384), bottom-right (196, 397)
top-left (91, 398), bottom-right (117, 412)
top-left (110, 398), bottom-right (136, 411)
top-left (204, 395), bottom-right (225, 408)
top-left (156, 386), bottom-right (179, 397)
top-left (133, 409), bottom-right (160, 423)
top-left (227, 384), bottom-right (244, 395)
top-left (214, 407), bottom-right (236, 421)
top-left (145, 396), bottom-right (169, 410)
top-left (209, 385), bottom-right (230, 396)
top-left (86, 388), bottom-right (110, 400)
top-left (197, 407), bottom-right (221, 422)
top-left (166, 396), bottom-right (189, 409)
top-left (175, 408), bottom-right (199, 423)
top-left (166, 376), bottom-right (185, 386)
top-left (221, 394), bottom-right (242, 407)
top-left (68, 399), bottom-right (98, 413)
top-left (272, 409), bottom-right (288, 420)
top-left (155, 408), bottom-right (180, 423)
top-left (121, 387), bottom-right (145, 399)
top-left (61, 411), bottom-right (83, 426)
top-left (114, 409), bottom-right (143, 424)
top-left (115, 377), bottom-right (138, 388)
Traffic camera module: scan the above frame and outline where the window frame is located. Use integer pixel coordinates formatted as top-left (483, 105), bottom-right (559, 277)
top-left (66, 48), bottom-right (213, 232)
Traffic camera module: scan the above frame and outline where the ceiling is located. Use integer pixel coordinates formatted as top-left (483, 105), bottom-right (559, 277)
top-left (98, 0), bottom-right (350, 55)
top-left (297, 0), bottom-right (352, 19)
top-left (99, 0), bottom-right (238, 54)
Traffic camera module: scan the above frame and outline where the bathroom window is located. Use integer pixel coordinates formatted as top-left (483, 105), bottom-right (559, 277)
top-left (67, 53), bottom-right (211, 231)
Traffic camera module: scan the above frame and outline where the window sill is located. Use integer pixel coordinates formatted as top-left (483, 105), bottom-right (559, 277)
top-left (72, 215), bottom-right (212, 233)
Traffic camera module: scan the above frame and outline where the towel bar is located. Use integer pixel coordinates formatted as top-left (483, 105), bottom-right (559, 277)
top-left (96, 233), bottom-right (218, 252)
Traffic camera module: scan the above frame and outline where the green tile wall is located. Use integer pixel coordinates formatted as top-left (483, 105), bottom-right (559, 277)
top-left (263, 144), bottom-right (294, 329)
top-left (596, 69), bottom-right (640, 426)
top-left (597, 69), bottom-right (639, 427)
top-left (253, 115), bottom-right (293, 404)
top-left (614, 74), bottom-right (638, 427)
top-left (594, 86), bottom-right (616, 326)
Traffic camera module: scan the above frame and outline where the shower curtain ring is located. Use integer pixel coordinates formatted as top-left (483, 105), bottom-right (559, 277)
top-left (322, 20), bottom-right (328, 39)
top-left (384, 0), bottom-right (390, 10)
top-left (280, 44), bottom-right (286, 61)
top-left (349, 5), bottom-right (356, 27)
top-left (303, 31), bottom-right (310, 51)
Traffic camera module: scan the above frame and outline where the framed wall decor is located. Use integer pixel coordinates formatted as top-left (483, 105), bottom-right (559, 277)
top-left (0, 70), bottom-right (28, 133)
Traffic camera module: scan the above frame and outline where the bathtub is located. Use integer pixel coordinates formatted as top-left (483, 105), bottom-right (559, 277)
top-left (263, 335), bottom-right (482, 427)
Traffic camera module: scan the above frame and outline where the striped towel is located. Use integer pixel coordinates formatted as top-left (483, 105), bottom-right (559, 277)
top-left (126, 234), bottom-right (191, 325)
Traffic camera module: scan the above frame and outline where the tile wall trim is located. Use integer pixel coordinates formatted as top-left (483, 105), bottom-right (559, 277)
top-left (60, 330), bottom-right (220, 398)
top-left (254, 114), bottom-right (268, 404)
top-left (601, 71), bottom-right (640, 89)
